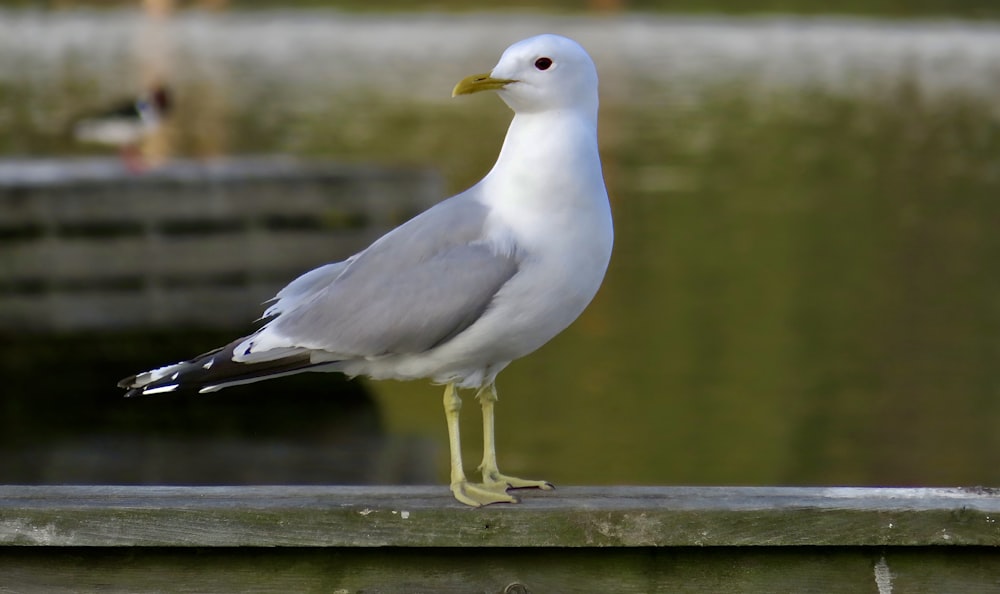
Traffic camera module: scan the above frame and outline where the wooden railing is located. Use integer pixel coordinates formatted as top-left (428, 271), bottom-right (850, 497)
top-left (0, 157), bottom-right (443, 332)
top-left (2, 486), bottom-right (998, 592)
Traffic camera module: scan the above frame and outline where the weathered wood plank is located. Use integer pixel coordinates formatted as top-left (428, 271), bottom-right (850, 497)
top-left (0, 158), bottom-right (439, 222)
top-left (1, 546), bottom-right (997, 593)
top-left (2, 487), bottom-right (998, 593)
top-left (1, 285), bottom-right (276, 329)
top-left (4, 231), bottom-right (378, 281)
top-left (2, 486), bottom-right (998, 548)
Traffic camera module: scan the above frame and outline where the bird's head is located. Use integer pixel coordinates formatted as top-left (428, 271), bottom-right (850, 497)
top-left (452, 34), bottom-right (599, 116)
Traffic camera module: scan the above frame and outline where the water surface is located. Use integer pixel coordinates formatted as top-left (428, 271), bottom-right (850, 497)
top-left (1, 11), bottom-right (998, 487)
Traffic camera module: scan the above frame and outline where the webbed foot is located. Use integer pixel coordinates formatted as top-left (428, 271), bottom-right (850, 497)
top-left (482, 470), bottom-right (554, 491)
top-left (451, 480), bottom-right (519, 507)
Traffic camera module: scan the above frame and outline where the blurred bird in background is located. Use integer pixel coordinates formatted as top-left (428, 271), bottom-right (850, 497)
top-left (72, 85), bottom-right (173, 172)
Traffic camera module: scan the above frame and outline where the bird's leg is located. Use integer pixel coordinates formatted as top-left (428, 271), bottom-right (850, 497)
top-left (443, 382), bottom-right (517, 506)
top-left (121, 144), bottom-right (147, 174)
top-left (477, 384), bottom-right (554, 491)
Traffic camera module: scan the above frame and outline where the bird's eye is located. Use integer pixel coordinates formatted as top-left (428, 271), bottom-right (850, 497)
top-left (534, 57), bottom-right (553, 71)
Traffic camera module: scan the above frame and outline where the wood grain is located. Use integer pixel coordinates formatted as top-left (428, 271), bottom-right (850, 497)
top-left (3, 486), bottom-right (999, 593)
top-left (2, 485), bottom-right (999, 548)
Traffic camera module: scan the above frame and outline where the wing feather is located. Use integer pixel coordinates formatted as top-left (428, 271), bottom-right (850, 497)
top-left (241, 196), bottom-right (520, 358)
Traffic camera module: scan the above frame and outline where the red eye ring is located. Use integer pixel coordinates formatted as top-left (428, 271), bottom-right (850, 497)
top-left (534, 57), bottom-right (553, 71)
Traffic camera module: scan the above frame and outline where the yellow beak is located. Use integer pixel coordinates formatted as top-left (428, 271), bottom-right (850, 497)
top-left (452, 73), bottom-right (518, 97)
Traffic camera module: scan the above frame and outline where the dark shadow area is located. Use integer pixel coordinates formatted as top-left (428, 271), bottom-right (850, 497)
top-left (3, 545), bottom-right (999, 592)
top-left (0, 331), bottom-right (436, 485)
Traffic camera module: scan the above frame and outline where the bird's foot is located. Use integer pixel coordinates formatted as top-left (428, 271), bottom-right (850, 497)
top-left (482, 470), bottom-right (554, 491)
top-left (451, 480), bottom-right (519, 507)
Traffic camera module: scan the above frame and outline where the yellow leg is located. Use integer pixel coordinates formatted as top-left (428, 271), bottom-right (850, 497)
top-left (443, 382), bottom-right (516, 507)
top-left (477, 385), bottom-right (554, 491)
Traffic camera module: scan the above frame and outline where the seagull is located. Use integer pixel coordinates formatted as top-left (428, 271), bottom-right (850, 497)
top-left (118, 34), bottom-right (613, 507)
top-left (73, 85), bottom-right (172, 171)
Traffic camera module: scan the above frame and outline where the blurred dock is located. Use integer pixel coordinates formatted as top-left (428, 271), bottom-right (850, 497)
top-left (2, 485), bottom-right (999, 592)
top-left (0, 157), bottom-right (443, 488)
top-left (0, 157), bottom-right (444, 332)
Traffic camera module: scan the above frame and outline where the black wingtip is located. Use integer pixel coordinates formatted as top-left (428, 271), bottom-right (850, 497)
top-left (116, 336), bottom-right (324, 399)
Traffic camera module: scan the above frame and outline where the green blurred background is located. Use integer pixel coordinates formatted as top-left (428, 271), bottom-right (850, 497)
top-left (1, 2), bottom-right (998, 488)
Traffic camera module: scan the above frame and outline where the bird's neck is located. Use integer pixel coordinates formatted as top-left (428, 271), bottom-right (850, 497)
top-left (476, 108), bottom-right (608, 240)
top-left (505, 107), bottom-right (598, 148)
top-left (487, 109), bottom-right (601, 191)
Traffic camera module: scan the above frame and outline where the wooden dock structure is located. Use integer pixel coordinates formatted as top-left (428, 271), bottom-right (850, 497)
top-left (2, 486), bottom-right (998, 592)
top-left (0, 157), bottom-right (443, 332)
top-left (0, 156), bottom-right (443, 488)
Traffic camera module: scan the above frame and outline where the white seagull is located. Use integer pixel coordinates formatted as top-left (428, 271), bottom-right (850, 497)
top-left (119, 34), bottom-right (614, 507)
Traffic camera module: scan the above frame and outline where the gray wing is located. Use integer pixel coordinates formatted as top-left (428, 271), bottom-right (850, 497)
top-left (262, 260), bottom-right (351, 318)
top-left (267, 197), bottom-right (520, 356)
